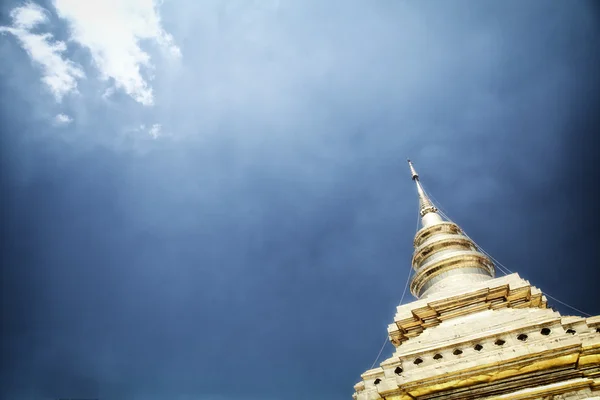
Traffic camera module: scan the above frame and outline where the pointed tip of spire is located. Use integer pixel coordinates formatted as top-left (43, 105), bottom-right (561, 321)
top-left (407, 158), bottom-right (419, 181)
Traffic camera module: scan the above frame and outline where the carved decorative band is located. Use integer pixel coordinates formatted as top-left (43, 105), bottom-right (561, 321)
top-left (412, 236), bottom-right (477, 266)
top-left (414, 222), bottom-right (461, 247)
top-left (410, 254), bottom-right (495, 297)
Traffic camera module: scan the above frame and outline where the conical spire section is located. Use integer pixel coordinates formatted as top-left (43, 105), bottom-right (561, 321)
top-left (406, 159), bottom-right (495, 298)
top-left (407, 159), bottom-right (438, 219)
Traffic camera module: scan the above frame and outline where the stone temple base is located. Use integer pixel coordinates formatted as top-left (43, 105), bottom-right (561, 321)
top-left (353, 273), bottom-right (600, 399)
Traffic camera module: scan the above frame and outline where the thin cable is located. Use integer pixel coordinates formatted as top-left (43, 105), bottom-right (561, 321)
top-left (543, 293), bottom-right (592, 317)
top-left (420, 183), bottom-right (454, 224)
top-left (415, 203), bottom-right (421, 234)
top-left (464, 232), bottom-right (592, 316)
top-left (423, 184), bottom-right (594, 318)
top-left (369, 266), bottom-right (412, 370)
top-left (369, 210), bottom-right (417, 370)
top-left (494, 262), bottom-right (510, 276)
top-left (369, 337), bottom-right (389, 370)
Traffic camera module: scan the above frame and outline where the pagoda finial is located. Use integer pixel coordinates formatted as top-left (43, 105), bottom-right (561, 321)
top-left (407, 159), bottom-right (419, 180)
top-left (407, 159), bottom-right (437, 217)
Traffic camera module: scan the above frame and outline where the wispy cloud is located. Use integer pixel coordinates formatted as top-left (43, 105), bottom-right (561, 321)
top-left (54, 113), bottom-right (73, 125)
top-left (126, 123), bottom-right (165, 141)
top-left (148, 123), bottom-right (162, 138)
top-left (8, 1), bottom-right (48, 29)
top-left (0, 2), bottom-right (85, 102)
top-left (52, 0), bottom-right (181, 106)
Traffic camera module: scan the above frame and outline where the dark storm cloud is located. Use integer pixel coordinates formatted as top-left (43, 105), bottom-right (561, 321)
top-left (1, 1), bottom-right (600, 399)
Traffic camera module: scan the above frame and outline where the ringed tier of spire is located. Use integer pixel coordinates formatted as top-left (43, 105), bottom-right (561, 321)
top-left (407, 160), bottom-right (495, 298)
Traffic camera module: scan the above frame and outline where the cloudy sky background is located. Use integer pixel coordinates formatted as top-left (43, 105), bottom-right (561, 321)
top-left (1, 1), bottom-right (599, 399)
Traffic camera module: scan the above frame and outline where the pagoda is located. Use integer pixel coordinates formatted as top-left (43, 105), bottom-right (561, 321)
top-left (352, 160), bottom-right (600, 400)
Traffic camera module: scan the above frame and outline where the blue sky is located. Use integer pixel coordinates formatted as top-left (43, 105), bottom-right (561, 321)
top-left (1, 1), bottom-right (599, 399)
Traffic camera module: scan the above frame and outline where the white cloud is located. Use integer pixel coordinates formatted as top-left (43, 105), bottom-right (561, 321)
top-left (0, 2), bottom-right (85, 102)
top-left (10, 1), bottom-right (48, 29)
top-left (52, 0), bottom-right (181, 106)
top-left (125, 123), bottom-right (164, 139)
top-left (148, 123), bottom-right (161, 138)
top-left (54, 113), bottom-right (73, 125)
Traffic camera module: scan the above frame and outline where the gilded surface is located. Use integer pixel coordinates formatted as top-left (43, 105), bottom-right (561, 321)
top-left (377, 354), bottom-right (579, 399)
top-left (580, 354), bottom-right (600, 366)
top-left (352, 162), bottom-right (600, 400)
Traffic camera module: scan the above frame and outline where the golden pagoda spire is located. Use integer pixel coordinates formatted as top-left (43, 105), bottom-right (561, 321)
top-left (406, 159), bottom-right (495, 298)
top-left (407, 159), bottom-right (437, 217)
top-left (353, 160), bottom-right (600, 400)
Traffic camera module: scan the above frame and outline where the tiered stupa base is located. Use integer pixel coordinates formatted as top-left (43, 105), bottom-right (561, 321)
top-left (353, 274), bottom-right (600, 400)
